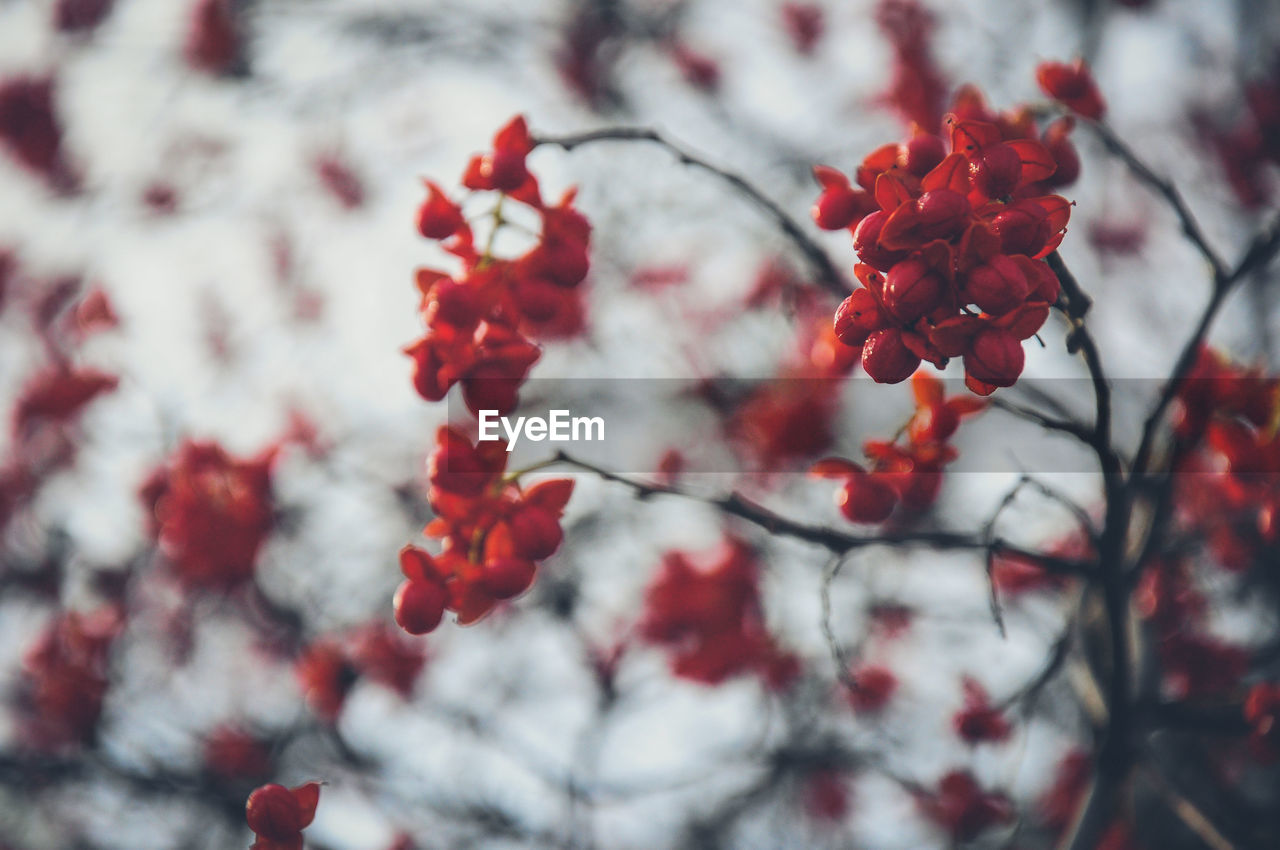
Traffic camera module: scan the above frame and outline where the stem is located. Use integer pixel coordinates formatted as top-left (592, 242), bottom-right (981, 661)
top-left (533, 127), bottom-right (851, 297)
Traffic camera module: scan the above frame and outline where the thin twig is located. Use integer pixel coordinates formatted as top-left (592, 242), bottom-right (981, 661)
top-left (533, 127), bottom-right (850, 297)
top-left (1088, 121), bottom-right (1228, 279)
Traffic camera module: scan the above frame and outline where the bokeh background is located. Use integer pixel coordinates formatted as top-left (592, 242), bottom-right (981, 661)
top-left (2, 1), bottom-right (1280, 848)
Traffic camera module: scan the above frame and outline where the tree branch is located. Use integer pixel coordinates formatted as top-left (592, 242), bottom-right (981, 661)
top-left (532, 127), bottom-right (851, 297)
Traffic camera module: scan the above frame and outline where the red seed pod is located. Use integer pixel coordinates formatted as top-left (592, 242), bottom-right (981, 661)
top-left (963, 255), bottom-right (1028, 315)
top-left (245, 784), bottom-right (303, 841)
top-left (989, 202), bottom-right (1051, 256)
top-left (968, 143), bottom-right (1021, 199)
top-left (838, 473), bottom-right (898, 523)
top-left (509, 505), bottom-right (564, 560)
top-left (964, 327), bottom-right (1025, 388)
top-left (484, 149), bottom-right (529, 192)
top-left (911, 189), bottom-right (972, 242)
top-left (512, 276), bottom-right (562, 322)
top-left (852, 211), bottom-right (907, 270)
top-left (393, 579), bottom-right (447, 635)
top-left (481, 557), bottom-right (537, 599)
top-left (1015, 257), bottom-right (1060, 303)
top-left (833, 288), bottom-right (887, 347)
top-left (904, 133), bottom-right (946, 177)
top-left (909, 403), bottom-right (959, 444)
top-left (416, 182), bottom-right (464, 240)
top-left (812, 185), bottom-right (863, 230)
top-left (862, 329), bottom-right (921, 384)
top-left (1036, 59), bottom-right (1106, 120)
top-left (884, 257), bottom-right (946, 323)
top-left (426, 277), bottom-right (481, 328)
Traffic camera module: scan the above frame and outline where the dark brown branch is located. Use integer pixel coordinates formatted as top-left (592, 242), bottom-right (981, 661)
top-left (532, 127), bottom-right (851, 297)
top-left (1131, 209), bottom-right (1280, 481)
top-left (1088, 121), bottom-right (1228, 279)
top-left (547, 451), bottom-right (1092, 577)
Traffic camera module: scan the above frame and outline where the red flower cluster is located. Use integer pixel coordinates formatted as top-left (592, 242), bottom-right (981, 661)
top-left (952, 677), bottom-right (1011, 745)
top-left (1036, 59), bottom-right (1107, 121)
top-left (1194, 58), bottom-right (1280, 208)
top-left (140, 440), bottom-right (276, 589)
top-left (916, 770), bottom-right (1012, 842)
top-left (295, 623), bottom-right (427, 720)
top-left (812, 372), bottom-right (984, 523)
top-left (875, 0), bottom-right (948, 133)
top-left (204, 726), bottom-right (273, 781)
top-left (53, 0), bottom-right (114, 34)
top-left (781, 3), bottom-right (825, 57)
top-left (0, 75), bottom-right (76, 191)
top-left (13, 364), bottom-right (117, 439)
top-left (817, 84), bottom-right (1080, 393)
top-left (1245, 682), bottom-right (1280, 762)
top-left (638, 538), bottom-right (799, 689)
top-left (245, 781), bottom-right (320, 850)
top-left (406, 117), bottom-right (590, 416)
top-left (844, 663), bottom-right (898, 713)
top-left (1135, 557), bottom-right (1249, 699)
top-left (19, 606), bottom-right (122, 749)
top-left (1168, 348), bottom-right (1280, 570)
top-left (393, 427), bottom-right (574, 634)
top-left (185, 0), bottom-right (241, 76)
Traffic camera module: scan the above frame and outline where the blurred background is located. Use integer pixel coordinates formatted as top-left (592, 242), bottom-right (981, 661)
top-left (1, 1), bottom-right (1280, 848)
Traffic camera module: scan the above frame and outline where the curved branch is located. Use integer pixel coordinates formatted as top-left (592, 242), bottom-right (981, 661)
top-left (532, 127), bottom-right (851, 297)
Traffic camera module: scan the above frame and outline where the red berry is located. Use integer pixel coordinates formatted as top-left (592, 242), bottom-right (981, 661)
top-left (393, 579), bottom-right (446, 635)
top-left (963, 255), bottom-right (1028, 315)
top-left (509, 506), bottom-right (564, 560)
top-left (833, 288), bottom-right (887, 347)
top-left (964, 328), bottom-right (1024, 388)
top-left (968, 143), bottom-right (1021, 199)
top-left (862, 329), bottom-right (921, 384)
top-left (416, 183), bottom-right (464, 240)
top-left (838, 473), bottom-right (897, 523)
top-left (884, 257), bottom-right (946, 323)
top-left (904, 133), bottom-right (946, 176)
top-left (246, 784), bottom-right (302, 841)
top-left (852, 211), bottom-right (906, 270)
top-left (813, 186), bottom-right (861, 230)
top-left (481, 557), bottom-right (536, 599)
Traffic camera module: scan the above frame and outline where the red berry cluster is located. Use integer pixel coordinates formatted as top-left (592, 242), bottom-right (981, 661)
top-left (406, 116), bottom-right (590, 416)
top-left (1245, 682), bottom-right (1280, 762)
top-left (295, 623), bottom-right (427, 721)
top-left (951, 677), bottom-right (1011, 745)
top-left (916, 770), bottom-right (1012, 843)
top-left (638, 538), bottom-right (799, 689)
top-left (245, 781), bottom-right (320, 850)
top-left (811, 372), bottom-right (984, 524)
top-left (19, 606), bottom-right (122, 750)
top-left (1036, 59), bottom-right (1107, 121)
top-left (1170, 347), bottom-right (1280, 568)
top-left (815, 82), bottom-right (1081, 394)
top-left (139, 440), bottom-right (276, 590)
top-left (393, 427), bottom-right (574, 635)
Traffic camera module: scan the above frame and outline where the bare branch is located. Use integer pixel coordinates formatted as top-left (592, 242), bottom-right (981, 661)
top-left (532, 127), bottom-right (851, 297)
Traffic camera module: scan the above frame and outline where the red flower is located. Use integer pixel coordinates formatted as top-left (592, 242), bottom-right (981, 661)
top-left (917, 770), bottom-right (1012, 842)
top-left (845, 664), bottom-right (898, 712)
top-left (640, 539), bottom-right (799, 689)
top-left (246, 782), bottom-right (320, 850)
top-left (782, 3), bottom-right (825, 56)
top-left (1037, 59), bottom-right (1106, 120)
top-left (0, 75), bottom-right (76, 190)
top-left (54, 0), bottom-right (114, 33)
top-left (1244, 682), bottom-right (1280, 762)
top-left (141, 441), bottom-right (276, 589)
top-left (19, 606), bottom-right (122, 749)
top-left (204, 726), bottom-right (272, 781)
top-left (952, 677), bottom-right (1012, 744)
top-left (185, 0), bottom-right (241, 76)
